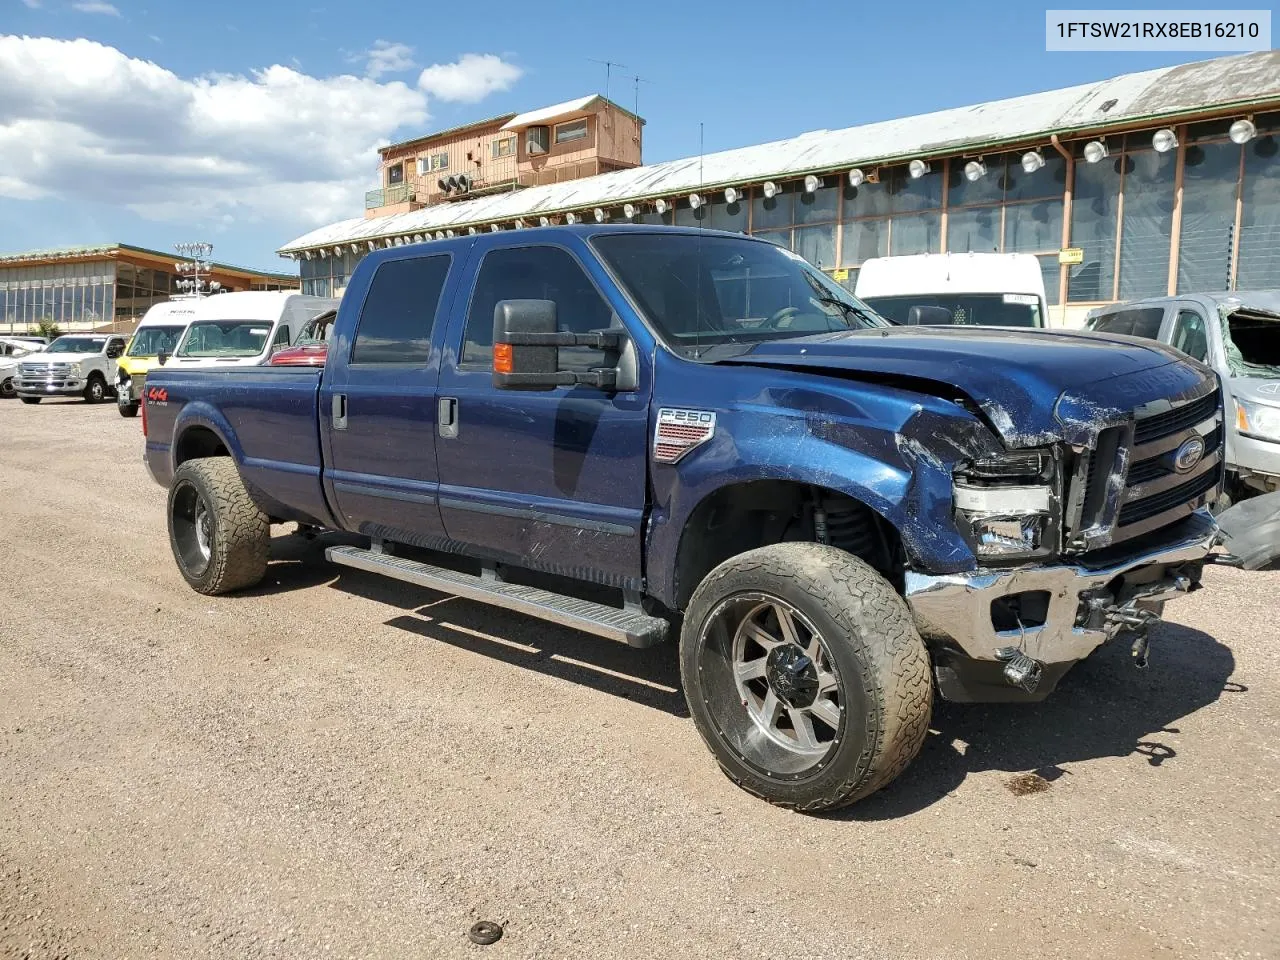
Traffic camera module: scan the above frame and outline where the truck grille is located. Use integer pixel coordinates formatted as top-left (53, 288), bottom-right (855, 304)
top-left (1070, 383), bottom-right (1223, 548)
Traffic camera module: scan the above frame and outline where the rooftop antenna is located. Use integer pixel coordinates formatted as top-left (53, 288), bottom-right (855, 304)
top-left (626, 74), bottom-right (653, 119)
top-left (587, 58), bottom-right (627, 107)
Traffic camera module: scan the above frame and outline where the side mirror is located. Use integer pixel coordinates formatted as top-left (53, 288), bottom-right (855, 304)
top-left (157, 349), bottom-right (170, 365)
top-left (492, 299), bottom-right (627, 391)
top-left (906, 305), bottom-right (955, 326)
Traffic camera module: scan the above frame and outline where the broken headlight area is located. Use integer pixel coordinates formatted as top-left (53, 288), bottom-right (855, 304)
top-left (953, 448), bottom-right (1063, 561)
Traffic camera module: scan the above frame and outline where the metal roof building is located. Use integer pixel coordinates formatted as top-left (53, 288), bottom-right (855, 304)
top-left (281, 51), bottom-right (1280, 326)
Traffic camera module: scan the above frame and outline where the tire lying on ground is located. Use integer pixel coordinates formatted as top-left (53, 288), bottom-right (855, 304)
top-left (680, 542), bottom-right (932, 812)
top-left (167, 457), bottom-right (269, 595)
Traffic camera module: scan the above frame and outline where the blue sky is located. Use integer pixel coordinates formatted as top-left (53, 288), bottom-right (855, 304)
top-left (0, 0), bottom-right (1230, 273)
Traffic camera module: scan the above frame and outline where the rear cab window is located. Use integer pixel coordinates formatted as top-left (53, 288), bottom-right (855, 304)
top-left (350, 255), bottom-right (452, 364)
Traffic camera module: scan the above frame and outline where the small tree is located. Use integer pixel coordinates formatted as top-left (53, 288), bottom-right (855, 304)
top-left (32, 317), bottom-right (62, 339)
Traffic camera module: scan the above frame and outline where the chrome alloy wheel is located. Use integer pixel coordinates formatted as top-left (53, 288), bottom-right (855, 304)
top-left (699, 593), bottom-right (845, 778)
top-left (171, 480), bottom-right (213, 576)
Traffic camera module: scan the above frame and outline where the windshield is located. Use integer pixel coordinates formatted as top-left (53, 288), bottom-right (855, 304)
top-left (47, 337), bottom-right (106, 354)
top-left (1224, 309), bottom-right (1280, 379)
top-left (127, 325), bottom-right (187, 357)
top-left (592, 233), bottom-right (889, 358)
top-left (861, 293), bottom-right (1043, 328)
top-left (177, 320), bottom-right (273, 358)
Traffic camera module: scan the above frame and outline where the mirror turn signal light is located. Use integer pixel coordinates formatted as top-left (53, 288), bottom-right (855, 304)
top-left (494, 342), bottom-right (514, 374)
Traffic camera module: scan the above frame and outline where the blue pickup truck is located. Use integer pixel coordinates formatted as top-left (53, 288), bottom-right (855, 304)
top-left (144, 225), bottom-right (1225, 810)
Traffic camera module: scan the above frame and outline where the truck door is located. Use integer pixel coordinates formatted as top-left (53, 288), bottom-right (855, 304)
top-left (320, 251), bottom-right (456, 543)
top-left (434, 241), bottom-right (651, 588)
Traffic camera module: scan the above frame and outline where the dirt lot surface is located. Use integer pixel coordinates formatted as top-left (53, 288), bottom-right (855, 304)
top-left (1, 399), bottom-right (1277, 960)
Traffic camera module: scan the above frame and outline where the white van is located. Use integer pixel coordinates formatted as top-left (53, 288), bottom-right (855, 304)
top-left (169, 292), bottom-right (339, 369)
top-left (854, 252), bottom-right (1049, 329)
top-left (115, 299), bottom-right (201, 416)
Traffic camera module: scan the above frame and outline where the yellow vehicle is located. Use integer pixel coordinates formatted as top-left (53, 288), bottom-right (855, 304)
top-left (115, 300), bottom-right (198, 417)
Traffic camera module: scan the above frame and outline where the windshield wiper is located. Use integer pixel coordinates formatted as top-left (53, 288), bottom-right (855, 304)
top-left (810, 294), bottom-right (892, 328)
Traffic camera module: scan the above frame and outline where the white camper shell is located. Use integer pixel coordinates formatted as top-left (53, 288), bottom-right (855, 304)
top-left (855, 253), bottom-right (1049, 329)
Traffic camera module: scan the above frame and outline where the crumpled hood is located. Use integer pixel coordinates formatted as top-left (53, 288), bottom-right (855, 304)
top-left (720, 326), bottom-right (1214, 447)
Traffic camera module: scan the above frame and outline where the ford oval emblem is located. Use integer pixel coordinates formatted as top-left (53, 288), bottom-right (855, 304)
top-left (1173, 437), bottom-right (1206, 473)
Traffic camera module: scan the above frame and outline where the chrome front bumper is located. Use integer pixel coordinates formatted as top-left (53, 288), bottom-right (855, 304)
top-left (905, 510), bottom-right (1218, 666)
top-left (17, 377), bottom-right (85, 395)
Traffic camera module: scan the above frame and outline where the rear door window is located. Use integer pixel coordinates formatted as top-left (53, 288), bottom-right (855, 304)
top-left (1169, 309), bottom-right (1210, 362)
top-left (351, 255), bottom-right (451, 364)
top-left (1089, 307), bottom-right (1165, 339)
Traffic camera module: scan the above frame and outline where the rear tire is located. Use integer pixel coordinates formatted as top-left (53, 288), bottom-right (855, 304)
top-left (167, 457), bottom-right (269, 595)
top-left (680, 542), bottom-right (932, 812)
top-left (0, 376), bottom-right (14, 399)
top-left (118, 401), bottom-right (139, 418)
top-left (20, 397), bottom-right (40, 405)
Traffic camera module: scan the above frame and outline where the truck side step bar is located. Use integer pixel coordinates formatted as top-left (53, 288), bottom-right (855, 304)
top-left (325, 544), bottom-right (669, 648)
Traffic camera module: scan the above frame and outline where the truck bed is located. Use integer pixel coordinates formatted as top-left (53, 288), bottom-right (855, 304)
top-left (144, 365), bottom-right (332, 526)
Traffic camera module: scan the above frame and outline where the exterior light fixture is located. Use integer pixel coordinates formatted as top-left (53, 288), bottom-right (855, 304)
top-left (654, 198), bottom-right (669, 214)
top-left (1082, 140), bottom-right (1109, 164)
top-left (762, 181), bottom-right (779, 199)
top-left (623, 203), bottom-right (637, 219)
top-left (332, 246), bottom-right (343, 257)
top-left (724, 187), bottom-right (740, 204)
top-left (514, 219), bottom-right (525, 229)
top-left (490, 224), bottom-right (501, 232)
top-left (594, 208), bottom-right (606, 223)
top-left (384, 238), bottom-right (393, 248)
top-left (847, 168), bottom-right (866, 187)
top-left (908, 159), bottom-right (931, 179)
top-left (565, 212), bottom-right (579, 224)
top-left (393, 237), bottom-right (403, 246)
top-left (1152, 128), bottom-right (1178, 153)
top-left (963, 160), bottom-right (987, 182)
top-left (412, 234), bottom-right (423, 243)
top-left (803, 174), bottom-right (822, 193)
top-left (349, 244), bottom-right (359, 255)
top-left (1021, 150), bottom-right (1046, 173)
top-left (434, 231), bottom-right (445, 240)
top-left (688, 193), bottom-right (703, 209)
top-left (1230, 118), bottom-right (1257, 145)
top-left (367, 240), bottom-right (376, 252)
top-left (446, 230), bottom-right (455, 238)
top-left (303, 250), bottom-right (312, 260)
top-left (468, 227), bottom-right (478, 235)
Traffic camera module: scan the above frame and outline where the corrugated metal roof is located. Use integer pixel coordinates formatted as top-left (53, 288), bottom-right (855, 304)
top-left (280, 50), bottom-right (1280, 255)
top-left (500, 94), bottom-right (601, 130)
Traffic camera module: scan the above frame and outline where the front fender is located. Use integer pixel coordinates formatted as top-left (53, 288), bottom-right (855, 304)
top-left (644, 362), bottom-right (1001, 609)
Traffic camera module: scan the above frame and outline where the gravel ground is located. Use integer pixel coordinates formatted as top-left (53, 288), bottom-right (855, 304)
top-left (1, 399), bottom-right (1277, 960)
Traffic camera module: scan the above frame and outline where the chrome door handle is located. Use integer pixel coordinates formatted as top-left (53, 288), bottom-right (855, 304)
top-left (332, 393), bottom-right (347, 430)
top-left (438, 396), bottom-right (458, 439)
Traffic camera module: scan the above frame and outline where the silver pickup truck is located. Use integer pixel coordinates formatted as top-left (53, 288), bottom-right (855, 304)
top-left (17, 333), bottom-right (128, 404)
top-left (1087, 293), bottom-right (1280, 505)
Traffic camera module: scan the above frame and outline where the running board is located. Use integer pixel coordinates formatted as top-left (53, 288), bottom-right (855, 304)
top-left (326, 544), bottom-right (669, 648)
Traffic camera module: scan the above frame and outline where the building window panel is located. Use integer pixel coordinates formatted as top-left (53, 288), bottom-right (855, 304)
top-left (492, 137), bottom-right (516, 158)
top-left (840, 219), bottom-right (888, 267)
top-left (753, 230), bottom-right (791, 249)
top-left (843, 181), bottom-right (891, 219)
top-left (948, 156), bottom-right (1006, 207)
top-left (794, 223), bottom-right (836, 269)
top-left (1238, 134), bottom-right (1280, 289)
top-left (1118, 150), bottom-right (1175, 300)
top-left (1178, 140), bottom-right (1241, 293)
top-left (554, 118), bottom-right (588, 144)
top-left (794, 183), bottom-right (839, 224)
top-left (948, 206), bottom-right (1001, 253)
top-left (887, 166), bottom-right (943, 213)
top-left (1068, 157), bottom-right (1121, 302)
top-left (890, 212), bottom-right (941, 255)
top-left (752, 185), bottom-right (794, 231)
top-left (1004, 152), bottom-right (1068, 202)
top-left (711, 199), bottom-right (748, 233)
top-left (1004, 199), bottom-right (1063, 253)
top-left (431, 153), bottom-right (449, 171)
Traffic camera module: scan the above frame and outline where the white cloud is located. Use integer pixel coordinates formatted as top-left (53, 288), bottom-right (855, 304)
top-left (21, 0), bottom-right (42, 9)
top-left (417, 53), bottom-right (521, 103)
top-left (0, 35), bottom-right (429, 228)
top-left (363, 40), bottom-right (414, 79)
top-left (72, 1), bottom-right (120, 14)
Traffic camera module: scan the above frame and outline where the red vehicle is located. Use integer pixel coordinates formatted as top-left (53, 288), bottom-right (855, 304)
top-left (268, 309), bottom-right (335, 367)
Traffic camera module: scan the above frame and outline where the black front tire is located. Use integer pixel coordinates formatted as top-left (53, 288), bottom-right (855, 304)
top-left (681, 542), bottom-right (932, 812)
top-left (118, 401), bottom-right (139, 418)
top-left (167, 457), bottom-right (269, 595)
top-left (20, 397), bottom-right (40, 405)
top-left (83, 374), bottom-right (107, 403)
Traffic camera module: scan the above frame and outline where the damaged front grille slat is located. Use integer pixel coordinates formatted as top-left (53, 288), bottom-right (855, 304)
top-left (1070, 383), bottom-right (1222, 549)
